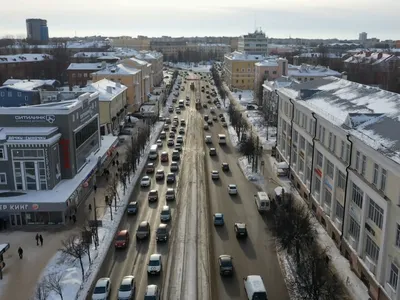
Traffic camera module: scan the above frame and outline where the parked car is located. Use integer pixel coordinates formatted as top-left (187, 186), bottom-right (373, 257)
top-left (144, 285), bottom-right (160, 299)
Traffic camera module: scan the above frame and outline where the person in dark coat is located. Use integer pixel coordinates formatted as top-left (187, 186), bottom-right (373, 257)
top-left (18, 247), bottom-right (23, 259)
top-left (39, 235), bottom-right (43, 246)
top-left (72, 215), bottom-right (76, 223)
top-left (35, 233), bottom-right (39, 246)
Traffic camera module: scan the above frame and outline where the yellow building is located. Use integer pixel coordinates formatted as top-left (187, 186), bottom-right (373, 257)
top-left (120, 58), bottom-right (152, 102)
top-left (223, 51), bottom-right (265, 90)
top-left (91, 64), bottom-right (141, 112)
top-left (111, 36), bottom-right (151, 50)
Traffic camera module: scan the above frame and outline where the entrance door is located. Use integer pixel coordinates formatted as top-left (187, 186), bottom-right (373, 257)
top-left (10, 214), bottom-right (22, 226)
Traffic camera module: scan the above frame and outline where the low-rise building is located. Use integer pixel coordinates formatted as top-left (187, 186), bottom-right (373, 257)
top-left (254, 58), bottom-right (288, 90)
top-left (275, 77), bottom-right (400, 300)
top-left (66, 62), bottom-right (110, 88)
top-left (120, 57), bottom-right (152, 102)
top-left (223, 51), bottom-right (265, 90)
top-left (288, 64), bottom-right (342, 82)
top-left (91, 64), bottom-right (141, 112)
top-left (111, 36), bottom-right (151, 50)
top-left (0, 92), bottom-right (118, 226)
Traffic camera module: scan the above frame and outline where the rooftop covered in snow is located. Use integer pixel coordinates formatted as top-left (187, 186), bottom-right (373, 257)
top-left (67, 62), bottom-right (110, 71)
top-left (344, 51), bottom-right (398, 65)
top-left (88, 79), bottom-right (127, 101)
top-left (0, 53), bottom-right (53, 64)
top-left (288, 64), bottom-right (342, 78)
top-left (278, 77), bottom-right (400, 164)
top-left (224, 51), bottom-right (265, 61)
top-left (92, 64), bottom-right (140, 76)
top-left (1, 79), bottom-right (59, 91)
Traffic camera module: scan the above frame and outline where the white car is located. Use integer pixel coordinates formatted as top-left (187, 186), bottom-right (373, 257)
top-left (205, 135), bottom-right (212, 144)
top-left (92, 277), bottom-right (111, 300)
top-left (140, 176), bottom-right (151, 187)
top-left (144, 285), bottom-right (160, 299)
top-left (147, 254), bottom-right (162, 275)
top-left (228, 184), bottom-right (238, 195)
top-left (118, 275), bottom-right (135, 300)
top-left (211, 170), bottom-right (220, 180)
top-left (156, 139), bottom-right (163, 147)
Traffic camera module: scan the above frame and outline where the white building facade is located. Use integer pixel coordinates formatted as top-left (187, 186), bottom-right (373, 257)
top-left (275, 77), bottom-right (400, 300)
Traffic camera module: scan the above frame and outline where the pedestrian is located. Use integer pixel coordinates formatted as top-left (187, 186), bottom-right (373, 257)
top-left (116, 160), bottom-right (119, 167)
top-left (72, 215), bottom-right (76, 224)
top-left (18, 247), bottom-right (23, 259)
top-left (39, 234), bottom-right (43, 247)
top-left (88, 204), bottom-right (92, 212)
top-left (35, 233), bottom-right (39, 246)
top-left (112, 160), bottom-right (115, 167)
top-left (116, 151), bottom-right (119, 158)
top-left (93, 184), bottom-right (97, 193)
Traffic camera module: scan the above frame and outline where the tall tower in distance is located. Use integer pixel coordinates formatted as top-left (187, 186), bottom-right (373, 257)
top-left (26, 18), bottom-right (49, 44)
top-left (359, 32), bottom-right (367, 46)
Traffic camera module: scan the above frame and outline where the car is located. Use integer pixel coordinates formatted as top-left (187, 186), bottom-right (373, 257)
top-left (221, 121), bottom-right (227, 127)
top-left (207, 99), bottom-right (212, 103)
top-left (204, 115), bottom-right (209, 121)
top-left (186, 96), bottom-right (190, 100)
top-left (167, 139), bottom-right (174, 147)
top-left (216, 103), bottom-right (221, 109)
top-left (169, 131), bottom-right (175, 138)
top-left (167, 173), bottom-right (176, 183)
top-left (136, 221), bottom-right (150, 240)
top-left (156, 223), bottom-right (169, 242)
top-left (140, 176), bottom-right (151, 187)
top-left (144, 284), bottom-right (160, 300)
top-left (156, 139), bottom-right (163, 147)
top-left (206, 95), bottom-right (211, 99)
top-left (171, 125), bottom-right (177, 132)
top-left (160, 151), bottom-right (169, 162)
top-left (148, 189), bottom-right (159, 202)
top-left (155, 169), bottom-right (165, 180)
top-left (115, 230), bottom-right (129, 249)
top-left (170, 161), bottom-right (179, 172)
top-left (176, 135), bottom-right (183, 144)
top-left (146, 163), bottom-right (155, 174)
top-left (147, 254), bottom-right (162, 275)
top-left (211, 170), bottom-right (219, 180)
top-left (185, 101), bottom-right (190, 106)
top-left (203, 103), bottom-right (208, 108)
top-left (207, 119), bottom-right (213, 125)
top-left (180, 119), bottom-right (186, 126)
top-left (219, 113), bottom-right (224, 118)
top-left (222, 163), bottom-right (230, 171)
top-left (218, 255), bottom-right (234, 276)
top-left (175, 143), bottom-right (182, 152)
top-left (172, 98), bottom-right (177, 103)
top-left (118, 275), bottom-right (135, 300)
top-left (168, 106), bottom-right (174, 113)
top-left (212, 115), bottom-right (217, 121)
top-left (209, 148), bottom-right (217, 156)
top-left (213, 213), bottom-right (224, 226)
top-left (234, 222), bottom-right (248, 238)
top-left (179, 128), bottom-right (185, 134)
top-left (228, 184), bottom-right (238, 195)
top-left (206, 90), bottom-right (210, 94)
top-left (166, 188), bottom-right (176, 200)
top-left (160, 131), bottom-right (166, 139)
top-left (203, 123), bottom-right (209, 130)
top-left (166, 118), bottom-right (172, 124)
top-left (92, 277), bottom-right (111, 300)
top-left (127, 201), bottom-right (138, 215)
top-left (176, 108), bottom-right (181, 114)
top-left (172, 150), bottom-right (180, 161)
top-left (220, 116), bottom-right (226, 122)
top-left (160, 206), bottom-right (171, 222)
top-left (163, 124), bottom-right (169, 131)
top-left (205, 135), bottom-right (212, 144)
top-left (210, 108), bottom-right (215, 114)
top-left (173, 116), bottom-right (179, 122)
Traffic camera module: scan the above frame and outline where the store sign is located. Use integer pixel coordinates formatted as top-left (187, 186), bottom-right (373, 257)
top-left (8, 136), bottom-right (47, 141)
top-left (324, 178), bottom-right (333, 191)
top-left (44, 149), bottom-right (51, 180)
top-left (314, 168), bottom-right (322, 177)
top-left (0, 203), bottom-right (39, 212)
top-left (14, 115), bottom-right (56, 124)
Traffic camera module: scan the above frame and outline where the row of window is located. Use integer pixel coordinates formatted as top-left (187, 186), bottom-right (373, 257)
top-left (0, 91), bottom-right (28, 99)
top-left (234, 68), bottom-right (255, 73)
top-left (70, 72), bottom-right (91, 78)
top-left (235, 79), bottom-right (254, 84)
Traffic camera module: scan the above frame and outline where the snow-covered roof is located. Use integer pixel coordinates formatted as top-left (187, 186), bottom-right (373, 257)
top-left (296, 52), bottom-right (341, 59)
top-left (279, 77), bottom-right (400, 164)
top-left (92, 64), bottom-right (140, 76)
top-left (255, 60), bottom-right (279, 67)
top-left (225, 51), bottom-right (265, 61)
top-left (263, 77), bottom-right (295, 91)
top-left (288, 64), bottom-right (341, 78)
top-left (0, 126), bottom-right (58, 137)
top-left (344, 51), bottom-right (397, 65)
top-left (1, 79), bottom-right (58, 91)
top-left (67, 63), bottom-right (110, 71)
top-left (126, 57), bottom-right (148, 66)
top-left (73, 49), bottom-right (163, 61)
top-left (89, 79), bottom-right (127, 101)
top-left (0, 53), bottom-right (53, 64)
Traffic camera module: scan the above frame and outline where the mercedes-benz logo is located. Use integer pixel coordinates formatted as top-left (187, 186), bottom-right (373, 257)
top-left (46, 115), bottom-right (56, 124)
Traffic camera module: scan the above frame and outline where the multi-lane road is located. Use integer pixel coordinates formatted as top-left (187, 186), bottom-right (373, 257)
top-left (89, 72), bottom-right (289, 299)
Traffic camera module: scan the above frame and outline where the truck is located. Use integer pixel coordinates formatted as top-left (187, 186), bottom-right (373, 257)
top-left (195, 99), bottom-right (201, 110)
top-left (190, 82), bottom-right (195, 91)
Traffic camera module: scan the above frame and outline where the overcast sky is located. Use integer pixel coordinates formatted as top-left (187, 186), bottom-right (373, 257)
top-left (1, 0), bottom-right (399, 40)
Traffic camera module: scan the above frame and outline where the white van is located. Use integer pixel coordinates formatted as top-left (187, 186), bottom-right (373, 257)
top-left (254, 192), bottom-right (270, 213)
top-left (244, 275), bottom-right (268, 300)
top-left (149, 144), bottom-right (159, 160)
top-left (178, 99), bottom-right (184, 108)
top-left (218, 134), bottom-right (226, 145)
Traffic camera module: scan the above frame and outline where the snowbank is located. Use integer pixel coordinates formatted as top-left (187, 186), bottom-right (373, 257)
top-left (237, 157), bottom-right (266, 191)
top-left (38, 122), bottom-right (164, 300)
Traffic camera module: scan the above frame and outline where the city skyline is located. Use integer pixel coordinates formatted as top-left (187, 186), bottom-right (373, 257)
top-left (0, 0), bottom-right (399, 40)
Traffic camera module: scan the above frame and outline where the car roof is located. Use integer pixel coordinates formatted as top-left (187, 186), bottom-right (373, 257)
top-left (139, 221), bottom-right (149, 227)
top-left (212, 170), bottom-right (218, 173)
top-left (158, 223), bottom-right (168, 229)
top-left (167, 172), bottom-right (175, 176)
top-left (235, 222), bottom-right (246, 228)
top-left (162, 205), bottom-right (170, 210)
top-left (219, 255), bottom-right (232, 262)
top-left (145, 284), bottom-right (158, 295)
top-left (214, 213), bottom-right (223, 217)
top-left (147, 163), bottom-right (154, 166)
top-left (96, 277), bottom-right (110, 287)
top-left (117, 229), bottom-right (128, 236)
top-left (129, 201), bottom-right (137, 205)
top-left (142, 176), bottom-right (149, 179)
top-left (229, 184), bottom-right (237, 187)
top-left (121, 276), bottom-right (134, 285)
top-left (156, 169), bottom-right (164, 172)
top-left (161, 151), bottom-right (168, 155)
top-left (150, 253), bottom-right (161, 260)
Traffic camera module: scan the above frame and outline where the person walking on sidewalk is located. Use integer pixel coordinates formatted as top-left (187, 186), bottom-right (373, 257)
top-left (88, 204), bottom-right (92, 212)
top-left (35, 233), bottom-right (39, 246)
top-left (18, 247), bottom-right (23, 259)
top-left (39, 235), bottom-right (43, 246)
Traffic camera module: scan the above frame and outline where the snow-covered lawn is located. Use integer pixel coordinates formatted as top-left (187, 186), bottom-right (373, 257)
top-left (37, 122), bottom-right (164, 300)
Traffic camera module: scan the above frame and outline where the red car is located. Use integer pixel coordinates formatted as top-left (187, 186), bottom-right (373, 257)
top-left (115, 230), bottom-right (129, 249)
top-left (161, 151), bottom-right (169, 162)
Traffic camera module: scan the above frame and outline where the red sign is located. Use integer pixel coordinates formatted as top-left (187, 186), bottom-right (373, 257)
top-left (60, 139), bottom-right (70, 169)
top-left (314, 168), bottom-right (322, 177)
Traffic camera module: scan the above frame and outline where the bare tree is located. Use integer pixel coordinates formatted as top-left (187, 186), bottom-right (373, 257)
top-left (33, 281), bottom-right (50, 300)
top-left (59, 234), bottom-right (90, 280)
top-left (44, 272), bottom-right (64, 300)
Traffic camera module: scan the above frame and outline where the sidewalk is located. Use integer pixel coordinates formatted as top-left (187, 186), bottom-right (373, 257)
top-left (225, 85), bottom-right (370, 300)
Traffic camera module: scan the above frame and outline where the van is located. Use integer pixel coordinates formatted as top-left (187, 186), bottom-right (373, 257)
top-left (244, 275), bottom-right (268, 300)
top-left (218, 134), bottom-right (226, 145)
top-left (179, 99), bottom-right (184, 108)
top-left (149, 144), bottom-right (158, 160)
top-left (254, 192), bottom-right (270, 213)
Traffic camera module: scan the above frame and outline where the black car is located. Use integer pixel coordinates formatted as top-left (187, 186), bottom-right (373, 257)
top-left (172, 150), bottom-right (180, 161)
top-left (166, 173), bottom-right (176, 183)
top-left (204, 115), bottom-right (209, 121)
top-left (222, 163), bottom-right (230, 171)
top-left (234, 223), bottom-right (248, 238)
top-left (209, 148), bottom-right (217, 156)
top-left (218, 255), bottom-right (234, 276)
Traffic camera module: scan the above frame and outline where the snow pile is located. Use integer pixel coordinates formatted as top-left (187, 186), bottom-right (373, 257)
top-left (237, 157), bottom-right (267, 191)
top-left (231, 90), bottom-right (254, 109)
top-left (37, 122), bottom-right (164, 300)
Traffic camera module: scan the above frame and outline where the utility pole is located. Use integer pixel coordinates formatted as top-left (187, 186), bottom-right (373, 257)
top-left (93, 197), bottom-right (99, 249)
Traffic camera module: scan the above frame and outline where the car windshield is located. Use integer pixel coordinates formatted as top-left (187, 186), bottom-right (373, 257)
top-left (138, 225), bottom-right (148, 231)
top-left (93, 286), bottom-right (106, 294)
top-left (157, 227), bottom-right (167, 233)
top-left (119, 283), bottom-right (131, 292)
top-left (238, 227), bottom-right (246, 232)
top-left (150, 191), bottom-right (157, 195)
top-left (149, 260), bottom-right (159, 266)
top-left (144, 296), bottom-right (156, 300)
top-left (253, 293), bottom-right (267, 300)
top-left (116, 234), bottom-right (126, 240)
top-left (221, 259), bottom-right (232, 267)
top-left (128, 204), bottom-right (136, 208)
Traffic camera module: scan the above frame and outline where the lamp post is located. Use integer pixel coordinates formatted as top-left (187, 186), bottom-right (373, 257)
top-left (93, 197), bottom-right (99, 249)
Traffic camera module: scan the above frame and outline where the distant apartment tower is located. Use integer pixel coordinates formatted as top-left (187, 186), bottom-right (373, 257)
top-left (26, 18), bottom-right (49, 43)
top-left (359, 32), bottom-right (367, 45)
top-left (238, 30), bottom-right (268, 55)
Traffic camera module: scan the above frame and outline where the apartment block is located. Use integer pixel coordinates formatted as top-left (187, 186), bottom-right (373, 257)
top-left (238, 30), bottom-right (268, 55)
top-left (275, 77), bottom-right (400, 300)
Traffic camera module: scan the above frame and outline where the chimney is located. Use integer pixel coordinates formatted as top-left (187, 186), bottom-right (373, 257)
top-left (106, 86), bottom-right (113, 93)
top-left (101, 61), bottom-right (106, 68)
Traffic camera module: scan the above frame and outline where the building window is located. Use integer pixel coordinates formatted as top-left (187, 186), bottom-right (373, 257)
top-left (17, 92), bottom-right (22, 97)
top-left (316, 151), bottom-right (323, 168)
top-left (0, 146), bottom-right (6, 160)
top-left (368, 198), bottom-right (384, 229)
top-left (84, 73), bottom-right (88, 78)
top-left (380, 169), bottom-right (387, 192)
top-left (78, 73), bottom-right (82, 78)
top-left (346, 144), bottom-right (350, 163)
top-left (335, 201), bottom-right (344, 221)
top-left (293, 130), bottom-right (298, 144)
top-left (361, 155), bottom-right (367, 176)
top-left (349, 217), bottom-right (360, 242)
top-left (373, 163), bottom-right (379, 185)
top-left (314, 176), bottom-right (321, 198)
top-left (0, 173), bottom-right (6, 184)
top-left (352, 183), bottom-right (363, 208)
top-left (389, 263), bottom-right (399, 290)
top-left (326, 159), bottom-right (334, 179)
top-left (324, 188), bottom-right (332, 206)
top-left (328, 132), bottom-right (333, 149)
top-left (72, 73), bottom-right (76, 78)
top-left (321, 127), bottom-right (325, 144)
top-left (365, 235), bottom-right (380, 263)
top-left (300, 136), bottom-right (305, 150)
top-left (0, 92), bottom-right (4, 97)
top-left (7, 91), bottom-right (12, 97)
top-left (396, 224), bottom-right (400, 247)
top-left (25, 96), bottom-right (28, 101)
top-left (332, 135), bottom-right (336, 153)
top-left (355, 151), bottom-right (361, 171)
top-left (341, 141), bottom-right (345, 160)
top-left (337, 170), bottom-right (346, 189)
